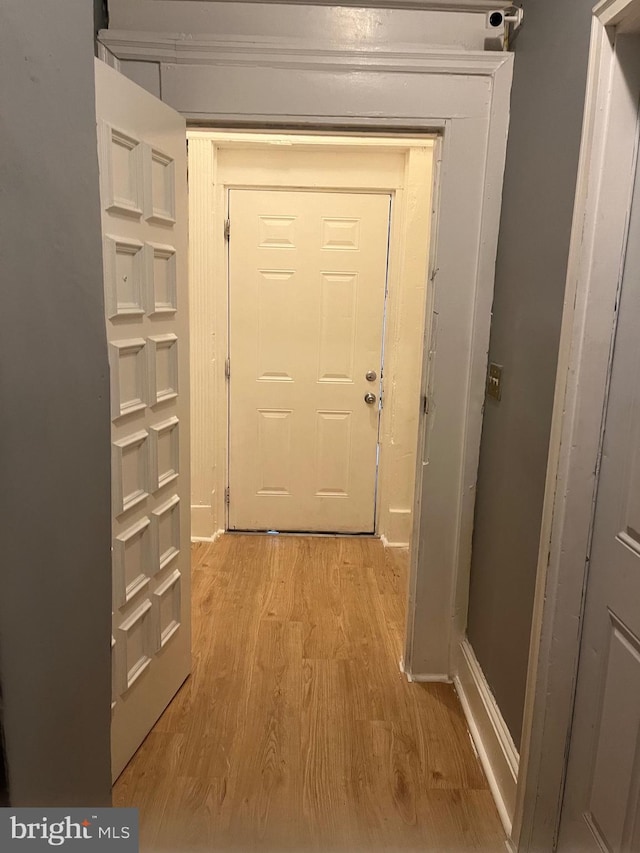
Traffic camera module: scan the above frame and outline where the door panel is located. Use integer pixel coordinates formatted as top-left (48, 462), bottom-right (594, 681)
top-left (228, 189), bottom-right (390, 533)
top-left (557, 131), bottom-right (640, 852)
top-left (94, 60), bottom-right (190, 781)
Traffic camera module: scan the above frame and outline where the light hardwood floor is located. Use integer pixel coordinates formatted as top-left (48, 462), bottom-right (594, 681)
top-left (114, 535), bottom-right (505, 852)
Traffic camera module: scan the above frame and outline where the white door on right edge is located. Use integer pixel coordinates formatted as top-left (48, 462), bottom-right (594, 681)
top-left (557, 132), bottom-right (640, 851)
top-left (228, 189), bottom-right (391, 534)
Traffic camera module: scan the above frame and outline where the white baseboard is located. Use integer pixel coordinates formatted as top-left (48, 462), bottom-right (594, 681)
top-left (191, 528), bottom-right (224, 545)
top-left (454, 638), bottom-right (518, 839)
top-left (380, 534), bottom-right (410, 549)
top-left (384, 507), bottom-right (412, 546)
top-left (191, 504), bottom-right (215, 540)
top-left (407, 672), bottom-right (451, 683)
top-left (399, 658), bottom-right (451, 683)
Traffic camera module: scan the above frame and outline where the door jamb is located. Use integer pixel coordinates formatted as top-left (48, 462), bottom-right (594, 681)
top-left (513, 3), bottom-right (640, 849)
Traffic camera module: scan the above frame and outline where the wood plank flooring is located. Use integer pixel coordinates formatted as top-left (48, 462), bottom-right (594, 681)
top-left (113, 535), bottom-right (505, 852)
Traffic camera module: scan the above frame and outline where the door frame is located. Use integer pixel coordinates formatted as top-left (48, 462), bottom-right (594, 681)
top-left (98, 29), bottom-right (513, 682)
top-left (513, 3), bottom-right (640, 850)
top-left (188, 133), bottom-right (435, 543)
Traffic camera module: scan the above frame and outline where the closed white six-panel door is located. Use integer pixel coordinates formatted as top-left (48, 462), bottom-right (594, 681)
top-left (228, 189), bottom-right (391, 533)
top-left (94, 60), bottom-right (191, 781)
top-left (557, 133), bottom-right (640, 852)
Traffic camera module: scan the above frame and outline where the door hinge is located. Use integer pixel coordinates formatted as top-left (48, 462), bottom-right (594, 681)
top-left (225, 487), bottom-right (230, 505)
top-left (423, 394), bottom-right (429, 415)
top-left (224, 218), bottom-right (231, 241)
top-left (225, 357), bottom-right (230, 380)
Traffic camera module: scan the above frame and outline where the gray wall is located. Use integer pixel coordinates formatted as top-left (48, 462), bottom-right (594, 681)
top-left (0, 0), bottom-right (112, 804)
top-left (0, 685), bottom-right (7, 806)
top-left (94, 0), bottom-right (109, 45)
top-left (467, 0), bottom-right (595, 748)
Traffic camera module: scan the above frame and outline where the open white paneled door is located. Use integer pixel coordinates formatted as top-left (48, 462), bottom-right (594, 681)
top-left (94, 60), bottom-right (191, 781)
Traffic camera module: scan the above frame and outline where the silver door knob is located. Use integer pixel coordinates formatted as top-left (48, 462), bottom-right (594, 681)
top-left (364, 392), bottom-right (377, 405)
top-left (366, 370), bottom-right (377, 382)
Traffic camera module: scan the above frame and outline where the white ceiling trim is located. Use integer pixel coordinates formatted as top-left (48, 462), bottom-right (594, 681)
top-left (595, 0), bottom-right (640, 28)
top-left (99, 31), bottom-right (510, 73)
top-left (152, 0), bottom-right (513, 9)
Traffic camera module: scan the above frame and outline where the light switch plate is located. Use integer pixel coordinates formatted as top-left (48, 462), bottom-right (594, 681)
top-left (487, 362), bottom-right (503, 401)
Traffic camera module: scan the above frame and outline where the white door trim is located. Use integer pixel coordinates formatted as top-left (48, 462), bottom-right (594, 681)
top-left (99, 28), bottom-right (513, 684)
top-left (98, 32), bottom-right (509, 78)
top-left (102, 1), bottom-right (513, 11)
top-left (513, 3), bottom-right (640, 850)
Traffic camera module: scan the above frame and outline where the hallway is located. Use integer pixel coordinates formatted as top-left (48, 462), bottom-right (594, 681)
top-left (113, 535), bottom-right (504, 851)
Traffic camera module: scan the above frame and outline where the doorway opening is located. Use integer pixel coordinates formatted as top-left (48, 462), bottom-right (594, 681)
top-left (187, 131), bottom-right (437, 548)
